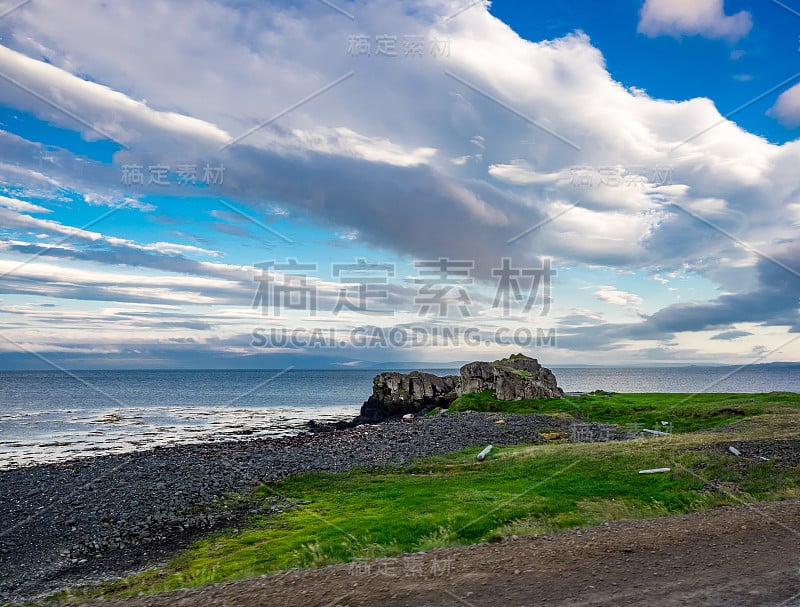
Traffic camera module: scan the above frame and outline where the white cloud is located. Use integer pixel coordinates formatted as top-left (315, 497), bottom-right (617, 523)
top-left (0, 195), bottom-right (51, 214)
top-left (0, 207), bottom-right (223, 259)
top-left (0, 1), bottom-right (787, 279)
top-left (638, 0), bottom-right (752, 41)
top-left (0, 43), bottom-right (230, 154)
top-left (488, 160), bottom-right (562, 185)
top-left (768, 83), bottom-right (800, 128)
top-left (595, 286), bottom-right (644, 309)
top-left (0, 0), bottom-right (798, 362)
top-left (557, 308), bottom-right (605, 326)
top-left (84, 193), bottom-right (156, 212)
top-left (290, 127), bottom-right (438, 167)
top-left (0, 0), bottom-right (789, 279)
top-left (0, 161), bottom-right (61, 188)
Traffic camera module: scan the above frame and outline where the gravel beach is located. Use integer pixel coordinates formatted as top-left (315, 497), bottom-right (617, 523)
top-left (0, 411), bottom-right (582, 604)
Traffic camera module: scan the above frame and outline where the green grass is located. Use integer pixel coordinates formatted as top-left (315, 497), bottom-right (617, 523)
top-left (449, 390), bottom-right (800, 432)
top-left (35, 394), bottom-right (800, 605)
top-left (64, 416), bottom-right (800, 602)
top-left (502, 367), bottom-right (533, 377)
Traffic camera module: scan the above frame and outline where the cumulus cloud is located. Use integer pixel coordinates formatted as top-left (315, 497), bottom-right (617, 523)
top-left (768, 83), bottom-right (800, 128)
top-left (637, 0), bottom-right (752, 42)
top-left (0, 0), bottom-right (798, 363)
top-left (289, 127), bottom-right (438, 167)
top-left (0, 0), bottom-right (787, 277)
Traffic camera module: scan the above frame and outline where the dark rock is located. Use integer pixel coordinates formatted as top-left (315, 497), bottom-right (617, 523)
top-left (306, 418), bottom-right (363, 433)
top-left (359, 354), bottom-right (563, 421)
top-left (359, 371), bottom-right (460, 420)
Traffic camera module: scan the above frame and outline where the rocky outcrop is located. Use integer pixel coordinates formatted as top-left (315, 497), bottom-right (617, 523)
top-left (359, 354), bottom-right (563, 421)
top-left (359, 371), bottom-right (460, 421)
top-left (460, 354), bottom-right (563, 401)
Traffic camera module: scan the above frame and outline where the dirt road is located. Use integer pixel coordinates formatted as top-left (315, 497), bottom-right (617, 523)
top-left (89, 498), bottom-right (800, 607)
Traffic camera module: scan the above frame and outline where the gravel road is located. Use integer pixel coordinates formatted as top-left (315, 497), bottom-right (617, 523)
top-left (87, 498), bottom-right (800, 607)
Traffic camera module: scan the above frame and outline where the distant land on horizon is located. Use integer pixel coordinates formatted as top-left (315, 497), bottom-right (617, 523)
top-left (0, 358), bottom-right (799, 372)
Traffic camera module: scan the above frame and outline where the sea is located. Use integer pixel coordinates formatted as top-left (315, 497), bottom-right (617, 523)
top-left (1, 366), bottom-right (798, 469)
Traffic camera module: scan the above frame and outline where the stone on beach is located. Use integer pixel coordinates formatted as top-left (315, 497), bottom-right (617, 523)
top-left (0, 411), bottom-right (568, 603)
top-left (359, 354), bottom-right (564, 421)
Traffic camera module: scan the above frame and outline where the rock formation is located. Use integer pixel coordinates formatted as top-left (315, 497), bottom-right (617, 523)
top-left (359, 354), bottom-right (563, 421)
top-left (359, 371), bottom-right (460, 421)
top-left (459, 354), bottom-right (563, 401)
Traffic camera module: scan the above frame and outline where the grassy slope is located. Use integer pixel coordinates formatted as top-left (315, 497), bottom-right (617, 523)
top-left (45, 393), bottom-right (800, 603)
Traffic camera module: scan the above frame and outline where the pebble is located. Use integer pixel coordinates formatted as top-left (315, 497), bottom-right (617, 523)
top-left (0, 412), bottom-right (572, 603)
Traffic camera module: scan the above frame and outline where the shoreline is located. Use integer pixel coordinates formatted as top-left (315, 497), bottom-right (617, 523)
top-left (0, 405), bottom-right (360, 472)
top-left (0, 411), bottom-right (576, 604)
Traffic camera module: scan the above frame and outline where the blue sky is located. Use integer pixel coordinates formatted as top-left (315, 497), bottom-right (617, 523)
top-left (0, 0), bottom-right (799, 369)
top-left (492, 0), bottom-right (800, 144)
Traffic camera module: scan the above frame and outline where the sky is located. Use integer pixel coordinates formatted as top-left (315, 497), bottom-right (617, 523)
top-left (0, 0), bottom-right (799, 369)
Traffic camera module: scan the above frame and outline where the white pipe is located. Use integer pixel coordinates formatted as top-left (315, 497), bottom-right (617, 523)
top-left (477, 445), bottom-right (493, 461)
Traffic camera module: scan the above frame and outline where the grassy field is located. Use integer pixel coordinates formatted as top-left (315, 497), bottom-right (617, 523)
top-left (449, 390), bottom-right (800, 432)
top-left (45, 392), bottom-right (800, 604)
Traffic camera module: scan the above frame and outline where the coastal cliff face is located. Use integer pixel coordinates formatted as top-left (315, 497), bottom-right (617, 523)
top-left (359, 371), bottom-right (460, 420)
top-left (359, 354), bottom-right (563, 421)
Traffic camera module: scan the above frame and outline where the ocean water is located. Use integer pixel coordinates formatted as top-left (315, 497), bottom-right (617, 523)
top-left (0, 366), bottom-right (798, 469)
top-left (552, 366), bottom-right (800, 394)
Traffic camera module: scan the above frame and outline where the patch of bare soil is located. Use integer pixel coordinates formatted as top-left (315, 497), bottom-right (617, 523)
top-left (90, 498), bottom-right (800, 607)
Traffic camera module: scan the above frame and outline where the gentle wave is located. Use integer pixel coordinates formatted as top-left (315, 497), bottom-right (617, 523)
top-left (0, 404), bottom-right (356, 469)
